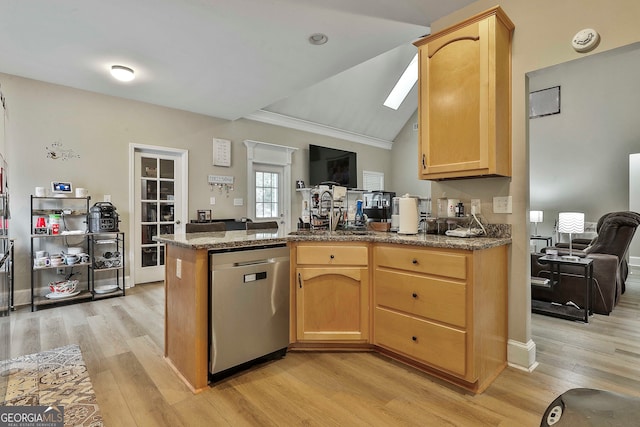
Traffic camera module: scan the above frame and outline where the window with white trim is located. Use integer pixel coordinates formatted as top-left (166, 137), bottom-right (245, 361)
top-left (255, 169), bottom-right (280, 219)
top-left (362, 170), bottom-right (384, 191)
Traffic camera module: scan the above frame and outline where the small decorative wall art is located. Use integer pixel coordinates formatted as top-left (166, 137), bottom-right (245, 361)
top-left (45, 141), bottom-right (80, 160)
top-left (529, 86), bottom-right (561, 119)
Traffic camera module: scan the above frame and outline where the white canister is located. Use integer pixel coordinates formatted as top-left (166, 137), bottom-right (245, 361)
top-left (398, 194), bottom-right (418, 235)
top-left (447, 199), bottom-right (460, 218)
top-left (75, 187), bottom-right (88, 198)
top-left (35, 186), bottom-right (46, 197)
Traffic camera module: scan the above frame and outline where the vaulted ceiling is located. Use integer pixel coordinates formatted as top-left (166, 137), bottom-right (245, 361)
top-left (0, 0), bottom-right (475, 147)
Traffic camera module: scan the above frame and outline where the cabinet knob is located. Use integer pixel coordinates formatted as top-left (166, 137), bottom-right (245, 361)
top-left (412, 336), bottom-right (417, 342)
top-left (412, 259), bottom-right (418, 265)
top-left (330, 254), bottom-right (335, 259)
top-left (412, 292), bottom-right (418, 299)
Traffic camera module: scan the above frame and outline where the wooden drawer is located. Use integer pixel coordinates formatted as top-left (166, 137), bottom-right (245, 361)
top-left (375, 269), bottom-right (466, 328)
top-left (297, 244), bottom-right (368, 266)
top-left (375, 245), bottom-right (466, 279)
top-left (374, 307), bottom-right (467, 377)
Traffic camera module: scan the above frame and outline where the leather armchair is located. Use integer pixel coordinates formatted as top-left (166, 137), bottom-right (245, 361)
top-left (584, 211), bottom-right (640, 293)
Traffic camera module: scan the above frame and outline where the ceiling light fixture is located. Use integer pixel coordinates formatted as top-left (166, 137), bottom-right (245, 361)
top-left (308, 33), bottom-right (328, 45)
top-left (110, 65), bottom-right (135, 82)
top-left (383, 53), bottom-right (418, 110)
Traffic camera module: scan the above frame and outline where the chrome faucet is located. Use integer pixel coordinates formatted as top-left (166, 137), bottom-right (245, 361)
top-left (320, 190), bottom-right (335, 231)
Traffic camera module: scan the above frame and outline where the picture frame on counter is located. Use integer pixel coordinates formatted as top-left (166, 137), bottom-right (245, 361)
top-left (197, 209), bottom-right (211, 222)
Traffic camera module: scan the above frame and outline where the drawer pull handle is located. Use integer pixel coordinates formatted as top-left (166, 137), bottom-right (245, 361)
top-left (412, 292), bottom-right (418, 299)
top-left (330, 254), bottom-right (335, 259)
top-left (412, 336), bottom-right (417, 342)
top-left (412, 259), bottom-right (418, 265)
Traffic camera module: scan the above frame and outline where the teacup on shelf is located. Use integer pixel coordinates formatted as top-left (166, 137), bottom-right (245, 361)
top-left (64, 254), bottom-right (79, 265)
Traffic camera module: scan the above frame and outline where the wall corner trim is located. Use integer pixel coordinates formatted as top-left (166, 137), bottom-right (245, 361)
top-left (507, 339), bottom-right (539, 372)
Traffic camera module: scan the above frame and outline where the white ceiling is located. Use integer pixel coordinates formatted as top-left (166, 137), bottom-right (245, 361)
top-left (0, 0), bottom-right (475, 146)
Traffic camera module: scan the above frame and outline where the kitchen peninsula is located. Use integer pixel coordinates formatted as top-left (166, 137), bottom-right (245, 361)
top-left (155, 229), bottom-right (510, 393)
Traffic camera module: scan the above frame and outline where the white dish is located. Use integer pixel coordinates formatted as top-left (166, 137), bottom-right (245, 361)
top-left (94, 285), bottom-right (119, 294)
top-left (45, 290), bottom-right (82, 299)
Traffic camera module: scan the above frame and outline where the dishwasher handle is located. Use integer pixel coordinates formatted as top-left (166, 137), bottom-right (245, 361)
top-left (233, 258), bottom-right (275, 267)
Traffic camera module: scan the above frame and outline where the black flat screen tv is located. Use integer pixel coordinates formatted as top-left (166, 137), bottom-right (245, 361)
top-left (309, 144), bottom-right (357, 188)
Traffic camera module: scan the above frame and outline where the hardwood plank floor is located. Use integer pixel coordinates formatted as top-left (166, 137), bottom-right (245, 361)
top-left (5, 271), bottom-right (640, 426)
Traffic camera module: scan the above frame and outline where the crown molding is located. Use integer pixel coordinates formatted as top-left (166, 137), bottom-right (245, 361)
top-left (244, 110), bottom-right (393, 150)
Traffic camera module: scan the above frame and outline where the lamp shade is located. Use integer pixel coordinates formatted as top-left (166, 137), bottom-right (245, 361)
top-left (558, 212), bottom-right (585, 234)
top-left (530, 210), bottom-right (543, 223)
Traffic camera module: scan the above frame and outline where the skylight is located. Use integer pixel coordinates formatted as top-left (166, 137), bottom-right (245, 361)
top-left (383, 53), bottom-right (418, 110)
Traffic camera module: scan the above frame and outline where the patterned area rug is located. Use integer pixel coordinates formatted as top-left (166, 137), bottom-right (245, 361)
top-left (0, 344), bottom-right (103, 427)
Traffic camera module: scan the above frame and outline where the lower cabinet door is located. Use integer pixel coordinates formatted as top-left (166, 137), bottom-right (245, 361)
top-left (374, 307), bottom-right (468, 378)
top-left (296, 267), bottom-right (369, 342)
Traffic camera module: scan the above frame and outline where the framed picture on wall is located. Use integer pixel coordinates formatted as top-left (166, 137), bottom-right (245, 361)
top-left (529, 86), bottom-right (561, 118)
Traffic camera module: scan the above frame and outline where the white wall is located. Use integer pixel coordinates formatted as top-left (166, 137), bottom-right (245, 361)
top-left (2, 73), bottom-right (393, 304)
top-left (631, 153), bottom-right (640, 266)
top-left (529, 43), bottom-right (640, 241)
top-left (389, 110), bottom-right (431, 200)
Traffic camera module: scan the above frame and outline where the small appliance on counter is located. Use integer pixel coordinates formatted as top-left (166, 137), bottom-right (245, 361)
top-left (363, 191), bottom-right (395, 223)
top-left (88, 202), bottom-right (120, 232)
top-left (398, 194), bottom-right (419, 235)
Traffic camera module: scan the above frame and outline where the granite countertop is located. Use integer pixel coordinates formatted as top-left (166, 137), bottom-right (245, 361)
top-left (287, 230), bottom-right (511, 250)
top-left (153, 229), bottom-right (288, 250)
top-left (154, 229), bottom-right (511, 251)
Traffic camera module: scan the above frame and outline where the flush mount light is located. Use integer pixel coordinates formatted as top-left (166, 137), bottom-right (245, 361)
top-left (110, 65), bottom-right (135, 82)
top-left (308, 33), bottom-right (328, 45)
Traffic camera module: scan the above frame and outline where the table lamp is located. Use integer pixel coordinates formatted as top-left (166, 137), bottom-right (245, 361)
top-left (558, 212), bottom-right (585, 261)
top-left (530, 210), bottom-right (543, 236)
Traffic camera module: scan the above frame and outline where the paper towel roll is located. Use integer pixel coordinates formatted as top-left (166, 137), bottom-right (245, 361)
top-left (398, 196), bottom-right (418, 235)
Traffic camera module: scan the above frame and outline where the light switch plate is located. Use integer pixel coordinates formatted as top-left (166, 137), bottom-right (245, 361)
top-left (233, 198), bottom-right (243, 206)
top-left (210, 197), bottom-right (216, 205)
top-left (493, 196), bottom-right (512, 214)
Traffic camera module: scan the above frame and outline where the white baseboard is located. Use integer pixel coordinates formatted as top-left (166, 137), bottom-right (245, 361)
top-left (629, 256), bottom-right (640, 269)
top-left (507, 339), bottom-right (539, 372)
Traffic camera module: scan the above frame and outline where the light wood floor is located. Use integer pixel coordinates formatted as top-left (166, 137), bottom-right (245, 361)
top-left (5, 271), bottom-right (640, 426)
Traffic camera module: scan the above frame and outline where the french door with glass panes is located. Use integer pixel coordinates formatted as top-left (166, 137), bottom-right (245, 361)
top-left (133, 150), bottom-right (185, 284)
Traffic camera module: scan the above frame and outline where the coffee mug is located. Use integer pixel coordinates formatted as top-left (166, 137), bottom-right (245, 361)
top-left (34, 257), bottom-right (50, 268)
top-left (64, 255), bottom-right (79, 265)
top-left (75, 187), bottom-right (88, 198)
top-left (35, 187), bottom-right (46, 197)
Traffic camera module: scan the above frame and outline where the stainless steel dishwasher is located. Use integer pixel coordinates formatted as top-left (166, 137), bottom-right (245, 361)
top-left (209, 243), bottom-right (289, 381)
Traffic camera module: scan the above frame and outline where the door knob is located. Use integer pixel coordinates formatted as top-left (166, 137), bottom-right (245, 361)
top-left (175, 220), bottom-right (181, 224)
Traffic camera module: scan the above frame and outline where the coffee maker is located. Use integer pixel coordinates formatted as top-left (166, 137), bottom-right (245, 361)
top-left (363, 191), bottom-right (395, 223)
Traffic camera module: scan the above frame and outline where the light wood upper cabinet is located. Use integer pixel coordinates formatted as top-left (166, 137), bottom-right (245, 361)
top-left (414, 6), bottom-right (514, 180)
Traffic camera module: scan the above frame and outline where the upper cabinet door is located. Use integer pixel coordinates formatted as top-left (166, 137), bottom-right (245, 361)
top-left (414, 7), bottom-right (514, 181)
